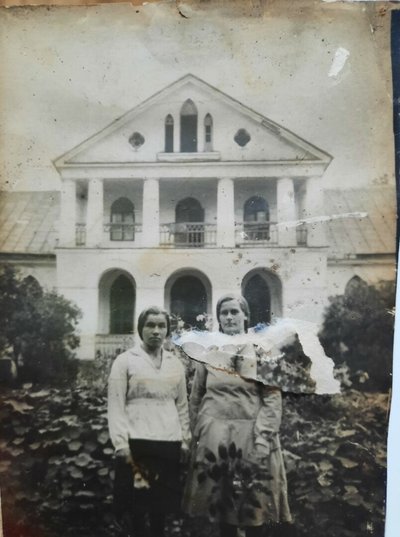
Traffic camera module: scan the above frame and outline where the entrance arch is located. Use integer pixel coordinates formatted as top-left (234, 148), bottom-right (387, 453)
top-left (165, 269), bottom-right (211, 329)
top-left (242, 269), bottom-right (282, 327)
top-left (98, 270), bottom-right (136, 334)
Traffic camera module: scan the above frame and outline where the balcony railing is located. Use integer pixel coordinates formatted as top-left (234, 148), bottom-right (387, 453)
top-left (95, 334), bottom-right (135, 358)
top-left (104, 222), bottom-right (142, 242)
top-left (160, 223), bottom-right (217, 248)
top-left (76, 223), bottom-right (86, 246)
top-left (296, 223), bottom-right (308, 246)
top-left (75, 221), bottom-right (308, 247)
top-left (235, 222), bottom-right (278, 246)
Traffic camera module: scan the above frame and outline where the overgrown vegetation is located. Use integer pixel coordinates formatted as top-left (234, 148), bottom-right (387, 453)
top-left (0, 385), bottom-right (388, 537)
top-left (319, 279), bottom-right (395, 392)
top-left (0, 265), bottom-right (81, 385)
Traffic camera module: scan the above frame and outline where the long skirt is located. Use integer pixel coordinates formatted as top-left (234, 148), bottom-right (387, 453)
top-left (113, 439), bottom-right (182, 519)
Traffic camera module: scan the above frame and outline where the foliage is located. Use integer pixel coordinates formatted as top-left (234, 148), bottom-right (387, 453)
top-left (0, 385), bottom-right (388, 537)
top-left (319, 279), bottom-right (395, 391)
top-left (0, 264), bottom-right (81, 385)
top-left (195, 442), bottom-right (272, 524)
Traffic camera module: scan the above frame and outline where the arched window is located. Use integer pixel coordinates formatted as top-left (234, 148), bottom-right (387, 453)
top-left (110, 274), bottom-right (135, 334)
top-left (170, 275), bottom-right (207, 329)
top-left (175, 197), bottom-right (205, 246)
top-left (204, 113), bottom-right (213, 151)
top-left (110, 198), bottom-right (135, 241)
top-left (244, 196), bottom-right (270, 241)
top-left (243, 274), bottom-right (271, 327)
top-left (180, 99), bottom-right (198, 152)
top-left (22, 275), bottom-right (42, 298)
top-left (345, 275), bottom-right (368, 295)
top-left (165, 115), bottom-right (174, 153)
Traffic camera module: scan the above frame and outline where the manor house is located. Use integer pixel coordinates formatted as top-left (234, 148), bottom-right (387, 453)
top-left (0, 75), bottom-right (395, 359)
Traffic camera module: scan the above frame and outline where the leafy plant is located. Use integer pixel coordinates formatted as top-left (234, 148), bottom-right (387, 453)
top-left (319, 279), bottom-right (395, 391)
top-left (196, 442), bottom-right (272, 524)
top-left (0, 264), bottom-right (81, 385)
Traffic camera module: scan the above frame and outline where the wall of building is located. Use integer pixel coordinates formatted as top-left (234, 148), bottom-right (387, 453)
top-left (56, 246), bottom-right (328, 359)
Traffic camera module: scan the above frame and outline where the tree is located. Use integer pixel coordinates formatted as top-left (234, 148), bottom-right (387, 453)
top-left (319, 279), bottom-right (395, 392)
top-left (0, 264), bottom-right (81, 384)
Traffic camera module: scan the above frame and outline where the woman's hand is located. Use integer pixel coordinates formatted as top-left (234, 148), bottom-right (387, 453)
top-left (115, 447), bottom-right (132, 465)
top-left (180, 441), bottom-right (190, 464)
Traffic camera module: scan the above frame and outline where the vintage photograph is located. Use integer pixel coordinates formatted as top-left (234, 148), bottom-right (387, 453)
top-left (0, 1), bottom-right (397, 537)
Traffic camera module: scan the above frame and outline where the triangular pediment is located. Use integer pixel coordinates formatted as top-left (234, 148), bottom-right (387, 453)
top-left (54, 74), bottom-right (332, 169)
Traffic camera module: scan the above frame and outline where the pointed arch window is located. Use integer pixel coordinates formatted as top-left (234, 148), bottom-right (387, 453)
top-left (110, 197), bottom-right (135, 241)
top-left (204, 113), bottom-right (213, 151)
top-left (244, 196), bottom-right (270, 241)
top-left (180, 99), bottom-right (198, 152)
top-left (165, 114), bottom-right (174, 153)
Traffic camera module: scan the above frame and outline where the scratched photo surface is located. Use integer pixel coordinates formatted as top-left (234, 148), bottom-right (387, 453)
top-left (0, 2), bottom-right (396, 537)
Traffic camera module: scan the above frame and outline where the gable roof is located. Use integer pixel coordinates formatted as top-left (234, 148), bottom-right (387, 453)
top-left (0, 187), bottom-right (395, 258)
top-left (0, 191), bottom-right (59, 255)
top-left (54, 74), bottom-right (332, 168)
top-left (324, 187), bottom-right (397, 257)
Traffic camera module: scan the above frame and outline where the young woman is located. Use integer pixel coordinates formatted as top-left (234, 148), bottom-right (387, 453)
top-left (183, 294), bottom-right (292, 537)
top-left (108, 306), bottom-right (191, 537)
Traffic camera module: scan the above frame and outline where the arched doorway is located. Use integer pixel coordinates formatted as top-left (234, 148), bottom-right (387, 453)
top-left (110, 197), bottom-right (135, 241)
top-left (110, 275), bottom-right (135, 334)
top-left (180, 99), bottom-right (198, 152)
top-left (98, 270), bottom-right (136, 335)
top-left (244, 196), bottom-right (270, 241)
top-left (243, 274), bottom-right (271, 327)
top-left (167, 271), bottom-right (210, 329)
top-left (175, 197), bottom-right (205, 246)
top-left (242, 269), bottom-right (282, 327)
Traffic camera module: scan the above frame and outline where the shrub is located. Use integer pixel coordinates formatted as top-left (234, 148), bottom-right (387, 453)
top-left (319, 279), bottom-right (395, 391)
top-left (0, 264), bottom-right (81, 385)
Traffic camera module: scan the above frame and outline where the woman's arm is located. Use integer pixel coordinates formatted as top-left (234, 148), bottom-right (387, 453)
top-left (107, 354), bottom-right (131, 453)
top-left (253, 384), bottom-right (283, 448)
top-left (175, 365), bottom-right (192, 448)
top-left (188, 362), bottom-right (207, 429)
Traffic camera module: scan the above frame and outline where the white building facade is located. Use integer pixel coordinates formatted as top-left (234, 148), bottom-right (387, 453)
top-left (1, 75), bottom-right (395, 360)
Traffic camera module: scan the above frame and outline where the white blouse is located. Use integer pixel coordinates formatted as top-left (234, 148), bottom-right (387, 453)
top-left (107, 344), bottom-right (191, 451)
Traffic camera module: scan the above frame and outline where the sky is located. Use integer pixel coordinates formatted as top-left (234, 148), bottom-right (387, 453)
top-left (0, 1), bottom-right (395, 191)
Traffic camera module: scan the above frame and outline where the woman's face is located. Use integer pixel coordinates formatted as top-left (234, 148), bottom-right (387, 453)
top-left (142, 313), bottom-right (168, 350)
top-left (218, 299), bottom-right (247, 335)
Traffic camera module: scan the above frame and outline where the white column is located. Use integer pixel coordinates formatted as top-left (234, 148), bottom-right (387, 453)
top-left (173, 117), bottom-right (180, 153)
top-left (59, 179), bottom-right (76, 247)
top-left (142, 179), bottom-right (160, 247)
top-left (86, 179), bottom-right (104, 247)
top-left (276, 177), bottom-right (297, 247)
top-left (217, 178), bottom-right (235, 247)
top-left (304, 176), bottom-right (327, 247)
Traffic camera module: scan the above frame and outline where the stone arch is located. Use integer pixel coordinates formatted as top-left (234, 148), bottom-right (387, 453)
top-left (241, 268), bottom-right (282, 327)
top-left (164, 268), bottom-right (212, 329)
top-left (98, 269), bottom-right (136, 334)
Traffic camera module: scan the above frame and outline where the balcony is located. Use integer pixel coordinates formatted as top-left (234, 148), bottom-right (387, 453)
top-left (160, 223), bottom-right (217, 247)
top-left (104, 222), bottom-right (142, 242)
top-left (75, 221), bottom-right (308, 248)
top-left (95, 334), bottom-right (135, 358)
top-left (235, 222), bottom-right (278, 246)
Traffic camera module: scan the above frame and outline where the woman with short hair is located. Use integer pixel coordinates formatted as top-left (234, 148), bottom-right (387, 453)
top-left (108, 306), bottom-right (191, 537)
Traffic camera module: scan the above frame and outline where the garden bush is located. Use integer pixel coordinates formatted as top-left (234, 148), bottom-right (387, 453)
top-left (0, 384), bottom-right (388, 537)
